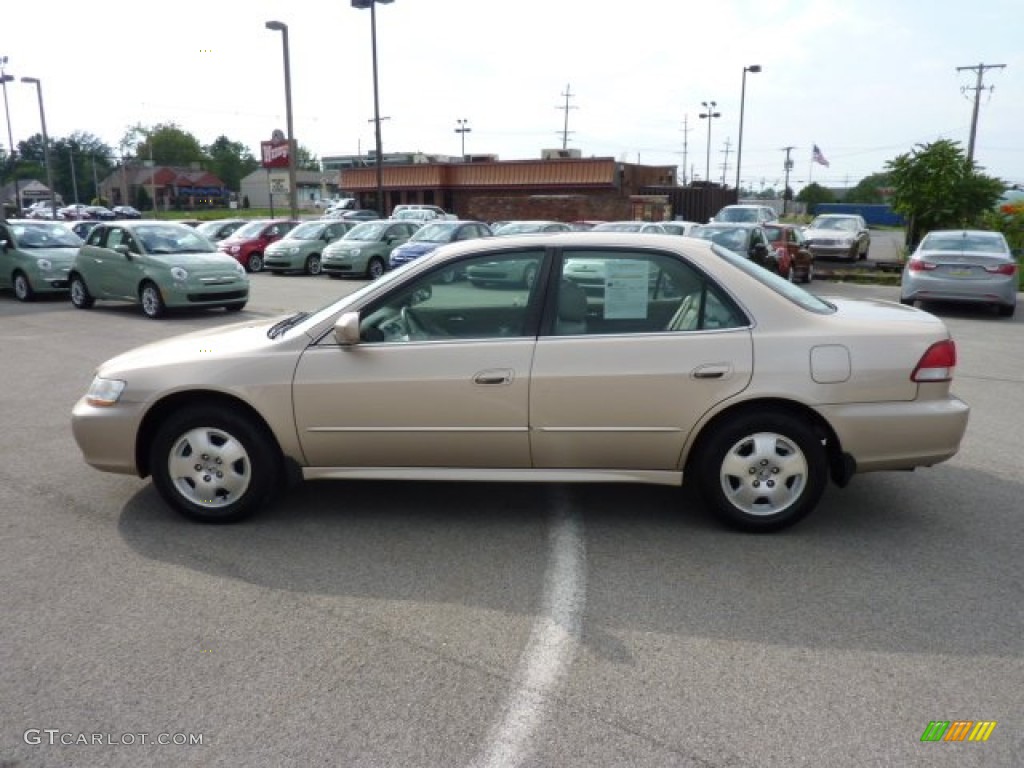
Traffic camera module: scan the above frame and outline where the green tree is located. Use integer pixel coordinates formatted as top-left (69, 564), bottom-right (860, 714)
top-left (795, 182), bottom-right (835, 213)
top-left (52, 132), bottom-right (114, 204)
top-left (845, 172), bottom-right (893, 204)
top-left (204, 135), bottom-right (259, 192)
top-left (885, 139), bottom-right (1005, 247)
top-left (295, 143), bottom-right (320, 171)
top-left (122, 122), bottom-right (206, 166)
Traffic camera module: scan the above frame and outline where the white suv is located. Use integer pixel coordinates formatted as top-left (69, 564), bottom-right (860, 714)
top-left (711, 205), bottom-right (778, 225)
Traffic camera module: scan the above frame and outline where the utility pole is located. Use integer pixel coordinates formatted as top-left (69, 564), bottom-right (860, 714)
top-left (719, 137), bottom-right (732, 187)
top-left (555, 84), bottom-right (577, 150)
top-left (781, 146), bottom-right (795, 215)
top-left (679, 114), bottom-right (692, 185)
top-left (956, 62), bottom-right (1006, 164)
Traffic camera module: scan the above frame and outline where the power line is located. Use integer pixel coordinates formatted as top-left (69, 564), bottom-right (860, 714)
top-left (555, 84), bottom-right (578, 150)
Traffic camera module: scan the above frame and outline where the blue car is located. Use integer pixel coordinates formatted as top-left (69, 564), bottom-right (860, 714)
top-left (388, 220), bottom-right (492, 269)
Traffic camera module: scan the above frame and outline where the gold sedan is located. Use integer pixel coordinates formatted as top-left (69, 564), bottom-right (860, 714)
top-left (72, 232), bottom-right (969, 531)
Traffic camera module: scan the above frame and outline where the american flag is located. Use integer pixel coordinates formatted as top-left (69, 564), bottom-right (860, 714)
top-left (812, 144), bottom-right (830, 167)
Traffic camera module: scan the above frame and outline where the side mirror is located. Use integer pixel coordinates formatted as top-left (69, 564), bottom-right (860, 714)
top-left (333, 311), bottom-right (362, 346)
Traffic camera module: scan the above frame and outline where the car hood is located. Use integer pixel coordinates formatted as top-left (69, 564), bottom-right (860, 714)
top-left (394, 242), bottom-right (441, 257)
top-left (153, 252), bottom-right (244, 272)
top-left (804, 228), bottom-right (855, 239)
top-left (96, 318), bottom-right (294, 380)
top-left (22, 246), bottom-right (79, 265)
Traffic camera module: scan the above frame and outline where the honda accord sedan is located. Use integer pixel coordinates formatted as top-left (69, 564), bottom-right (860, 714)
top-left (72, 232), bottom-right (969, 532)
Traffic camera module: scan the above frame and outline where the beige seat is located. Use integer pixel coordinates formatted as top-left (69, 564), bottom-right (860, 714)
top-left (555, 280), bottom-right (588, 335)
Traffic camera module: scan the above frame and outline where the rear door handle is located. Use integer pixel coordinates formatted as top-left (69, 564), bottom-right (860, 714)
top-left (692, 364), bottom-right (732, 380)
top-left (474, 368), bottom-right (513, 385)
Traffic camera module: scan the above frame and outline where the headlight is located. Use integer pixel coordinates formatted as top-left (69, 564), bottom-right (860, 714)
top-left (36, 258), bottom-right (53, 271)
top-left (286, 247), bottom-right (299, 255)
top-left (85, 376), bottom-right (126, 407)
top-left (170, 267), bottom-right (188, 281)
top-left (234, 263), bottom-right (246, 276)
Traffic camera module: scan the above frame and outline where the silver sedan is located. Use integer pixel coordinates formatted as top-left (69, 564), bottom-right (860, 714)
top-left (900, 229), bottom-right (1018, 317)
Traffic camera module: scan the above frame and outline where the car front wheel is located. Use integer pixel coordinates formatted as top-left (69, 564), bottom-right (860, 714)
top-left (70, 275), bottom-right (95, 308)
top-left (140, 282), bottom-right (166, 319)
top-left (366, 257), bottom-right (385, 279)
top-left (305, 254), bottom-right (322, 275)
top-left (12, 271), bottom-right (35, 302)
top-left (149, 406), bottom-right (280, 523)
top-left (696, 411), bottom-right (827, 532)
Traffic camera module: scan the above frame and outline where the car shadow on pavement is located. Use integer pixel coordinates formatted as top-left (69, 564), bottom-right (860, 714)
top-left (116, 465), bottom-right (1022, 659)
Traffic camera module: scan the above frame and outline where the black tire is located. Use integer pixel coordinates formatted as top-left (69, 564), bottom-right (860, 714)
top-left (804, 262), bottom-right (814, 284)
top-left (848, 243), bottom-right (860, 262)
top-left (12, 271), bottom-right (35, 302)
top-left (225, 302), bottom-right (246, 312)
top-left (327, 273), bottom-right (343, 280)
top-left (139, 281), bottom-right (166, 319)
top-left (149, 405), bottom-right (280, 523)
top-left (247, 253), bottom-right (263, 272)
top-left (305, 254), bottom-right (322, 276)
top-left (861, 243), bottom-right (870, 260)
top-left (70, 274), bottom-right (95, 309)
top-left (366, 257), bottom-right (385, 279)
top-left (899, 296), bottom-right (915, 306)
top-left (695, 411), bottom-right (828, 532)
top-left (997, 303), bottom-right (1016, 318)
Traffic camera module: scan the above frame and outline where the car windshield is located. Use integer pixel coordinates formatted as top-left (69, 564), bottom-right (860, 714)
top-left (135, 224), bottom-right (215, 254)
top-left (344, 221), bottom-right (389, 241)
top-left (716, 208), bottom-right (758, 222)
top-left (494, 222), bottom-right (549, 235)
top-left (712, 244), bottom-right (835, 314)
top-left (288, 221), bottom-right (328, 240)
top-left (764, 226), bottom-right (784, 243)
top-left (12, 222), bottom-right (83, 248)
top-left (231, 221), bottom-right (268, 238)
top-left (593, 222), bottom-right (644, 232)
top-left (810, 217), bottom-right (858, 231)
top-left (692, 226), bottom-right (750, 251)
top-left (920, 232), bottom-right (1008, 253)
top-left (410, 222), bottom-right (458, 243)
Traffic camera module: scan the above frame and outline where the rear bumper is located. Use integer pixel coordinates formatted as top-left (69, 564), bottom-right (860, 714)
top-left (901, 273), bottom-right (1017, 307)
top-left (817, 396), bottom-right (969, 472)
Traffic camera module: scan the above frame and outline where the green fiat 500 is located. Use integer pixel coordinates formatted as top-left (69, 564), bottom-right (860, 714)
top-left (0, 219), bottom-right (83, 301)
top-left (263, 220), bottom-right (352, 275)
top-left (69, 221), bottom-right (249, 319)
top-left (322, 220), bottom-right (419, 279)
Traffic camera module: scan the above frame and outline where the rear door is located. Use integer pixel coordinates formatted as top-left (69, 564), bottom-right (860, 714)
top-left (529, 247), bottom-right (753, 470)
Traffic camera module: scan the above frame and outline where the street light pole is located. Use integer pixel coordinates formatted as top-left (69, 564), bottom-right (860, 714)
top-left (265, 20), bottom-right (298, 219)
top-left (455, 118), bottom-right (471, 159)
top-left (20, 77), bottom-right (56, 218)
top-left (735, 64), bottom-right (761, 193)
top-left (1, 57), bottom-right (22, 214)
top-left (699, 101), bottom-right (720, 187)
top-left (352, 0), bottom-right (394, 215)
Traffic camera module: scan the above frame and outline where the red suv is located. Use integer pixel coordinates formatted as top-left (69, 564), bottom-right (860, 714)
top-left (217, 219), bottom-right (298, 272)
top-left (764, 223), bottom-right (814, 283)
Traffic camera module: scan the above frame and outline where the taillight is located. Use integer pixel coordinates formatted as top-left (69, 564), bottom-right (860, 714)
top-left (911, 339), bottom-right (957, 382)
top-left (907, 259), bottom-right (937, 272)
top-left (983, 263), bottom-right (1018, 276)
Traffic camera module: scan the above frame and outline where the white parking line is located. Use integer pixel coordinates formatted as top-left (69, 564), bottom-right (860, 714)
top-left (471, 495), bottom-right (586, 768)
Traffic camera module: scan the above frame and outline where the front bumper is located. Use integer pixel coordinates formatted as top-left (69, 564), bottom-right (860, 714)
top-left (71, 396), bottom-right (146, 476)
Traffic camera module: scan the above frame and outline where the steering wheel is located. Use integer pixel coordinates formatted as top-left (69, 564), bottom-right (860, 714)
top-left (401, 305), bottom-right (429, 340)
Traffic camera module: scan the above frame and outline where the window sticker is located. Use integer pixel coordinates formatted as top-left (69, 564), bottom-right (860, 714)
top-left (604, 260), bottom-right (649, 319)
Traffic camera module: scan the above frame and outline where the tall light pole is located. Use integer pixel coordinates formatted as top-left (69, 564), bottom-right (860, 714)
top-left (735, 64), bottom-right (761, 192)
top-left (699, 101), bottom-right (720, 187)
top-left (265, 20), bottom-right (299, 219)
top-left (21, 77), bottom-right (56, 218)
top-left (454, 118), bottom-right (471, 159)
top-left (352, 0), bottom-right (394, 214)
top-left (1, 57), bottom-right (22, 214)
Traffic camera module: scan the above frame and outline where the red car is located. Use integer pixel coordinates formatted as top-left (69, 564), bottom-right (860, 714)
top-left (764, 223), bottom-right (815, 283)
top-left (217, 219), bottom-right (299, 272)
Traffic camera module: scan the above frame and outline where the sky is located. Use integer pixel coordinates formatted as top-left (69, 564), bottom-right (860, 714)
top-left (2, 0), bottom-right (1022, 192)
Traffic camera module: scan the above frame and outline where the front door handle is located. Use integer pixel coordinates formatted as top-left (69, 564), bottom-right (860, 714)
top-left (474, 368), bottom-right (513, 386)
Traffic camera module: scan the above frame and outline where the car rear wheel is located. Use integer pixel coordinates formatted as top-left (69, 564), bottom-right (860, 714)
top-left (998, 303), bottom-right (1016, 318)
top-left (12, 271), bottom-right (35, 302)
top-left (899, 297), bottom-right (915, 306)
top-left (366, 257), bottom-right (385, 279)
top-left (150, 406), bottom-right (279, 523)
top-left (305, 254), bottom-right (322, 276)
top-left (224, 302), bottom-right (246, 312)
top-left (804, 263), bottom-right (814, 283)
top-left (70, 275), bottom-right (95, 309)
top-left (696, 411), bottom-right (827, 532)
top-left (140, 282), bottom-right (166, 319)
top-left (247, 253), bottom-right (263, 273)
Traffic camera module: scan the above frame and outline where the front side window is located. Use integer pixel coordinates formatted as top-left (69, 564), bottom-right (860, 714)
top-left (556, 249), bottom-right (746, 335)
top-left (357, 249), bottom-right (545, 343)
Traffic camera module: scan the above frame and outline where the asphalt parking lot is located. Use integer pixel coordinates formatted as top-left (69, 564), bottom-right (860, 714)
top-left (1, 266), bottom-right (1021, 767)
